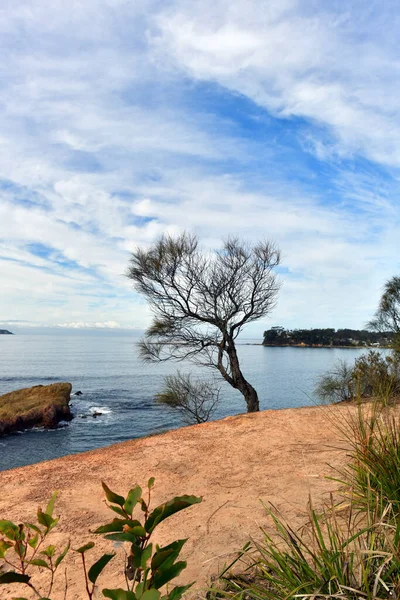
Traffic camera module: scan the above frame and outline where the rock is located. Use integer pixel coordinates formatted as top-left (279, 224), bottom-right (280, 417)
top-left (0, 330), bottom-right (13, 335)
top-left (73, 391), bottom-right (83, 396)
top-left (92, 411), bottom-right (103, 418)
top-left (0, 383), bottom-right (73, 435)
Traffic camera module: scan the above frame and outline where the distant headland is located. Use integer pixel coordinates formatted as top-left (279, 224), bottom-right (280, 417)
top-left (0, 329), bottom-right (13, 335)
top-left (263, 327), bottom-right (392, 348)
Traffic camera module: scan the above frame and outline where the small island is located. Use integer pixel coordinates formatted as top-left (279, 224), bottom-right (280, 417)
top-left (263, 327), bottom-right (393, 347)
top-left (0, 382), bottom-right (73, 435)
top-left (0, 329), bottom-right (13, 334)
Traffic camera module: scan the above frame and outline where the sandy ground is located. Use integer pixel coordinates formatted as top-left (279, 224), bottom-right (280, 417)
top-left (0, 404), bottom-right (354, 599)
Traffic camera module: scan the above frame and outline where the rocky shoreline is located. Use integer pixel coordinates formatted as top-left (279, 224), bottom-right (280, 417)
top-left (0, 382), bottom-right (73, 435)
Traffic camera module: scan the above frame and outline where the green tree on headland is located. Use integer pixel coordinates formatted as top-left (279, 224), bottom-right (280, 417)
top-left (368, 275), bottom-right (400, 351)
top-left (263, 327), bottom-right (392, 347)
top-left (126, 233), bottom-right (281, 413)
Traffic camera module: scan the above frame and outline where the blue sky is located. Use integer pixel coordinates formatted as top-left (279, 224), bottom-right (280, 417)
top-left (0, 0), bottom-right (399, 335)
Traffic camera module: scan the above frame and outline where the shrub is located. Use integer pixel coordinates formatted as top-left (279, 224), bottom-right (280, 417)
top-left (315, 360), bottom-right (355, 403)
top-left (156, 372), bottom-right (220, 424)
top-left (315, 350), bottom-right (400, 404)
top-left (332, 404), bottom-right (400, 517)
top-left (212, 497), bottom-right (400, 600)
top-left (0, 478), bottom-right (202, 599)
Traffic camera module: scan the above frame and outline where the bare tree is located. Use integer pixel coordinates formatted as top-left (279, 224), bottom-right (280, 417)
top-left (156, 372), bottom-right (220, 424)
top-left (126, 233), bottom-right (281, 413)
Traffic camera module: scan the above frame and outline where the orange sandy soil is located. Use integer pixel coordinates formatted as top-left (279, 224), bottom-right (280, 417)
top-left (0, 404), bottom-right (355, 599)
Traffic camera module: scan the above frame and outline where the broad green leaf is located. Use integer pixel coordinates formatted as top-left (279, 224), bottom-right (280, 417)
top-left (75, 541), bottom-right (95, 554)
top-left (102, 482), bottom-right (125, 507)
top-left (152, 561), bottom-right (187, 589)
top-left (141, 543), bottom-right (153, 569)
top-left (0, 571), bottom-right (30, 585)
top-left (45, 492), bottom-right (58, 517)
top-left (140, 590), bottom-right (161, 600)
top-left (37, 510), bottom-right (57, 531)
top-left (40, 544), bottom-right (56, 558)
top-left (129, 525), bottom-right (146, 537)
top-left (0, 520), bottom-right (18, 539)
top-left (109, 505), bottom-right (128, 518)
top-left (151, 540), bottom-right (187, 572)
top-left (55, 542), bottom-right (70, 568)
top-left (88, 553), bottom-right (115, 584)
top-left (93, 519), bottom-right (141, 534)
top-left (24, 522), bottom-right (41, 534)
top-left (167, 583), bottom-right (194, 600)
top-left (103, 588), bottom-right (137, 599)
top-left (27, 533), bottom-right (39, 549)
top-left (145, 496), bottom-right (202, 533)
top-left (26, 559), bottom-right (50, 569)
top-left (0, 539), bottom-right (12, 558)
top-left (128, 544), bottom-right (143, 569)
top-left (124, 486), bottom-right (142, 516)
top-left (147, 477), bottom-right (155, 490)
top-left (135, 582), bottom-right (144, 597)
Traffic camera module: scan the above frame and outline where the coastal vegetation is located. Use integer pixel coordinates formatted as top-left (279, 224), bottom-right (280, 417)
top-left (0, 477), bottom-right (201, 599)
top-left (368, 275), bottom-right (400, 339)
top-left (155, 372), bottom-right (220, 424)
top-left (211, 403), bottom-right (400, 600)
top-left (263, 326), bottom-right (392, 347)
top-left (127, 233), bottom-right (280, 413)
top-left (315, 274), bottom-right (400, 404)
top-left (316, 350), bottom-right (400, 403)
top-left (0, 383), bottom-right (73, 435)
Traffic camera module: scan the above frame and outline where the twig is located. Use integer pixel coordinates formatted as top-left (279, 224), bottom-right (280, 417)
top-left (206, 501), bottom-right (229, 534)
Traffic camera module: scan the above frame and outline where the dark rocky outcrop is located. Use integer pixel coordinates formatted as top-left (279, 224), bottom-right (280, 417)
top-left (0, 329), bottom-right (13, 335)
top-left (0, 383), bottom-right (73, 435)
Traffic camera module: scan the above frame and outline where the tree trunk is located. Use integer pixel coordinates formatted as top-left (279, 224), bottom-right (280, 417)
top-left (226, 338), bottom-right (260, 413)
top-left (242, 382), bottom-right (259, 412)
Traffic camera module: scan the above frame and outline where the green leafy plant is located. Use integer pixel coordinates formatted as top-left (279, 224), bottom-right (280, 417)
top-left (0, 491), bottom-right (69, 598)
top-left (0, 478), bottom-right (202, 599)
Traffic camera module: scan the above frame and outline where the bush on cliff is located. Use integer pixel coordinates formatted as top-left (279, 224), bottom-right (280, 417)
top-left (315, 350), bottom-right (400, 404)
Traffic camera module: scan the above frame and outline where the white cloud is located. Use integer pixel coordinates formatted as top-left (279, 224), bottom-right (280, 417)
top-left (0, 0), bottom-right (399, 332)
top-left (153, 0), bottom-right (400, 167)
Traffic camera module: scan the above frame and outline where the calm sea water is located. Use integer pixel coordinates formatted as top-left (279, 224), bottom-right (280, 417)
top-left (0, 333), bottom-right (370, 471)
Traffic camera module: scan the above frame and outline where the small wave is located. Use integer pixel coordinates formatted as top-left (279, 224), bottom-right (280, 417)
top-left (90, 406), bottom-right (112, 414)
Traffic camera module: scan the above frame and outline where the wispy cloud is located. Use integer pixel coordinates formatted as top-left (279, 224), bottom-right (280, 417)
top-left (1, 0), bottom-right (399, 332)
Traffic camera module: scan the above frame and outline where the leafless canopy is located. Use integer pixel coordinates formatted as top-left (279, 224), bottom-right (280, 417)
top-left (127, 232), bottom-right (281, 412)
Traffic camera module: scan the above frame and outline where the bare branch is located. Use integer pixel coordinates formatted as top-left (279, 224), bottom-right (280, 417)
top-left (127, 232), bottom-right (281, 412)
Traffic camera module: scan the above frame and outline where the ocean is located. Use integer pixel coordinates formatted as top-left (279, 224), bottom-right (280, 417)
top-left (0, 332), bottom-right (370, 471)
